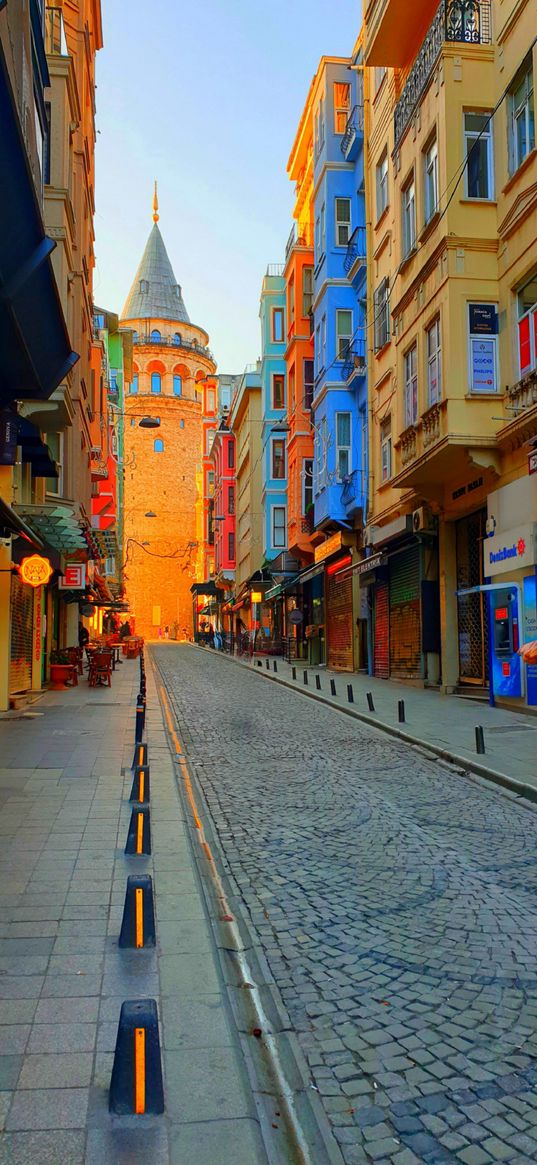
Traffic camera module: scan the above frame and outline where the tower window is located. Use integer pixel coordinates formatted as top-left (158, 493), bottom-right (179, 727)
top-left (150, 329), bottom-right (161, 342)
top-left (154, 439), bottom-right (164, 453)
top-left (130, 374), bottom-right (139, 394)
top-left (151, 373), bottom-right (161, 394)
top-left (173, 375), bottom-right (182, 396)
top-left (173, 332), bottom-right (181, 345)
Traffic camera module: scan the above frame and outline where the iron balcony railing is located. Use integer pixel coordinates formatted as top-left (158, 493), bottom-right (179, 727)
top-left (394, 0), bottom-right (492, 148)
top-left (132, 333), bottom-right (214, 362)
top-left (341, 339), bottom-right (367, 383)
top-left (344, 226), bottom-right (367, 275)
top-left (285, 222), bottom-right (314, 261)
top-left (340, 104), bottom-right (365, 158)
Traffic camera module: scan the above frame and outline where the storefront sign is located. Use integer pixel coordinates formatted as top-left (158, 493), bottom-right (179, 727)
top-left (529, 450), bottom-right (537, 476)
top-left (59, 562), bottom-right (86, 590)
top-left (484, 523), bottom-right (537, 577)
top-left (314, 531), bottom-right (353, 564)
top-left (251, 591), bottom-right (262, 603)
top-left (289, 609), bottom-right (303, 624)
top-left (524, 575), bottom-right (537, 706)
top-left (452, 476), bottom-right (483, 502)
top-left (469, 304), bottom-right (498, 335)
top-left (34, 590), bottom-right (42, 663)
top-left (18, 555), bottom-right (53, 588)
top-left (354, 553), bottom-right (388, 576)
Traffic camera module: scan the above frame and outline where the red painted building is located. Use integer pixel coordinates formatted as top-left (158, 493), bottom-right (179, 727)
top-left (210, 426), bottom-right (236, 583)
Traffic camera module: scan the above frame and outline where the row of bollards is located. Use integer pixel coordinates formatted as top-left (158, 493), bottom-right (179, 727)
top-left (109, 647), bottom-right (165, 1116)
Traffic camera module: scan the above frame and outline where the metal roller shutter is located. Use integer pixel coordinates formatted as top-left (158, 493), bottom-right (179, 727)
top-left (9, 575), bottom-right (33, 694)
top-left (389, 547), bottom-right (421, 678)
top-left (374, 580), bottom-right (389, 678)
top-left (327, 569), bottom-right (353, 671)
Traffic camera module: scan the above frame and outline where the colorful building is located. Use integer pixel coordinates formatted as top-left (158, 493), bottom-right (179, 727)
top-left (121, 193), bottom-right (216, 640)
top-left (260, 267), bottom-right (288, 565)
top-left (227, 364), bottom-right (263, 636)
top-left (209, 423), bottom-right (236, 629)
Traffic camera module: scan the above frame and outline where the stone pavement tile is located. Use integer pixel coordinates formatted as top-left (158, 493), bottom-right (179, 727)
top-left (0, 977), bottom-right (44, 1000)
top-left (157, 919), bottom-right (212, 953)
top-left (6, 1086), bottom-right (89, 1129)
top-left (0, 1055), bottom-right (22, 1089)
top-left (34, 996), bottom-right (99, 1024)
top-left (18, 1052), bottom-right (94, 1088)
top-left (169, 1117), bottom-right (266, 1165)
top-left (164, 1047), bottom-right (255, 1122)
top-left (0, 1001), bottom-right (37, 1024)
top-left (161, 994), bottom-right (236, 1049)
top-left (159, 951), bottom-right (221, 995)
top-left (0, 1027), bottom-right (30, 1055)
top-left (0, 1130), bottom-right (86, 1165)
top-left (154, 892), bottom-right (206, 920)
top-left (86, 1127), bottom-right (169, 1165)
top-left (27, 1023), bottom-right (96, 1053)
top-left (40, 973), bottom-right (102, 997)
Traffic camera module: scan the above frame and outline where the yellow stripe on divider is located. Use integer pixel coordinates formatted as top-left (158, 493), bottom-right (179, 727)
top-left (136, 812), bottom-right (144, 855)
top-left (138, 745), bottom-right (144, 767)
top-left (135, 887), bottom-right (144, 948)
top-left (139, 771), bottom-right (145, 804)
top-left (134, 1027), bottom-right (146, 1113)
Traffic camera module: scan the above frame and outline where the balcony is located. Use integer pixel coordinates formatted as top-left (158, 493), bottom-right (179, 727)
top-left (341, 340), bottom-right (367, 384)
top-left (340, 105), bottom-right (364, 161)
top-left (285, 222), bottom-right (313, 262)
top-left (344, 226), bottom-right (367, 279)
top-left (394, 0), bottom-right (492, 148)
top-left (133, 333), bottom-right (214, 363)
top-left (301, 513), bottom-right (314, 535)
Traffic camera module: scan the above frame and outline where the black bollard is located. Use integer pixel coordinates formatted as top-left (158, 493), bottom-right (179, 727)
top-left (475, 726), bottom-right (485, 755)
top-left (273, 660), bottom-right (278, 673)
top-left (315, 675), bottom-right (322, 690)
top-left (367, 692), bottom-right (375, 712)
top-left (303, 670), bottom-right (308, 686)
top-left (266, 659), bottom-right (270, 671)
top-left (347, 684), bottom-right (354, 704)
top-left (398, 700), bottom-right (405, 723)
top-left (330, 679), bottom-right (337, 696)
top-left (292, 667), bottom-right (297, 680)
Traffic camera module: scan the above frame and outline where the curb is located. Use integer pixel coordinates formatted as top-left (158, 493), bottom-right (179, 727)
top-left (190, 643), bottom-right (537, 808)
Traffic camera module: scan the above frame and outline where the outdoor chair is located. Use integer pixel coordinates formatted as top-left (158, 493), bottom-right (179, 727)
top-left (88, 651), bottom-right (113, 687)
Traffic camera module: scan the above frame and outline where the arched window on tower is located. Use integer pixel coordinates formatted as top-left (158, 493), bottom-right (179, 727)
top-left (151, 373), bottom-right (161, 394)
top-left (132, 330), bottom-right (138, 343)
top-left (130, 374), bottom-right (139, 394)
top-left (150, 329), bottom-right (161, 343)
top-left (173, 375), bottom-right (182, 397)
top-left (154, 439), bottom-right (164, 453)
top-left (173, 332), bottom-right (181, 345)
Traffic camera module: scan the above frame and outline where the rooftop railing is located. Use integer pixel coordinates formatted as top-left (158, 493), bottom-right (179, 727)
top-left (340, 104), bottom-right (365, 158)
top-left (132, 333), bottom-right (214, 363)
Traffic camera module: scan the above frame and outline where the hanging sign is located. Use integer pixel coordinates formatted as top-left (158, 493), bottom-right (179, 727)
top-left (18, 555), bottom-right (53, 588)
top-left (59, 563), bottom-right (87, 590)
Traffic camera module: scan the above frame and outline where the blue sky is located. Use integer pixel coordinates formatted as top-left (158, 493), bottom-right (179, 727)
top-left (93, 0), bottom-right (360, 373)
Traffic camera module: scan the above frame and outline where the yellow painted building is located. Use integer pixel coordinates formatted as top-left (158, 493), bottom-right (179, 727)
top-left (363, 0), bottom-right (536, 704)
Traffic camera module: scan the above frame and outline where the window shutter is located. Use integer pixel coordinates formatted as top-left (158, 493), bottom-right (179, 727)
top-left (519, 316), bottom-right (531, 374)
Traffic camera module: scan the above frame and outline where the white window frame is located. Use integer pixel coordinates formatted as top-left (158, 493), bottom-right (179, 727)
top-left (404, 344), bottom-right (418, 428)
top-left (270, 436), bottom-right (286, 481)
top-left (315, 324), bottom-right (321, 375)
top-left (509, 59), bottom-right (535, 175)
top-left (45, 431), bottom-right (64, 495)
top-left (320, 202), bottom-right (326, 256)
top-left (468, 303), bottom-right (499, 394)
top-left (334, 81), bottom-right (351, 134)
top-left (402, 174), bottom-right (416, 257)
top-left (464, 111), bottom-right (494, 199)
top-left (321, 314), bottom-right (327, 370)
top-left (302, 266), bottom-right (314, 316)
top-left (517, 277), bottom-right (537, 376)
top-left (335, 197), bottom-right (351, 246)
top-left (336, 412), bottom-right (352, 481)
top-left (272, 308), bottom-right (284, 343)
top-left (303, 458), bottom-right (314, 514)
top-left (376, 149), bottom-right (389, 220)
top-left (336, 309), bottom-right (353, 359)
top-left (374, 279), bottom-right (390, 351)
top-left (424, 137), bottom-right (438, 223)
top-left (380, 418), bottom-right (392, 482)
top-left (426, 317), bottom-right (442, 406)
top-left (272, 505), bottom-right (287, 550)
top-left (374, 67), bottom-right (386, 94)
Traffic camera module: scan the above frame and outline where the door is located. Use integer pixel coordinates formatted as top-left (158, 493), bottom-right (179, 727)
top-left (456, 509), bottom-right (489, 685)
top-left (327, 567), bottom-right (353, 671)
top-left (374, 580), bottom-right (389, 678)
top-left (389, 546), bottom-right (421, 679)
top-left (9, 575), bottom-right (33, 694)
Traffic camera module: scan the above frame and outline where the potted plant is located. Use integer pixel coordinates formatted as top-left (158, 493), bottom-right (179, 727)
top-left (49, 649), bottom-right (75, 690)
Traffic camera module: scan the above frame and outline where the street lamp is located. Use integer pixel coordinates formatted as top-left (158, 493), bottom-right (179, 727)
top-left (138, 417), bottom-right (161, 428)
top-left (144, 511), bottom-right (157, 518)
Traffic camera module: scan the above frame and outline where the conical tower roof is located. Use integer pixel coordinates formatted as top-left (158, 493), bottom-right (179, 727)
top-left (121, 222), bottom-right (190, 324)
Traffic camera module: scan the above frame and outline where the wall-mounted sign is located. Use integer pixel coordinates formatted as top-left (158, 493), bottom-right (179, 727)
top-left (289, 609), bottom-right (304, 624)
top-left (354, 552), bottom-right (388, 576)
top-left (314, 530), bottom-right (353, 564)
top-left (251, 591), bottom-right (263, 603)
top-left (452, 476), bottom-right (484, 502)
top-left (469, 304), bottom-right (498, 335)
top-left (59, 563), bottom-right (86, 590)
top-left (484, 523), bottom-right (537, 577)
top-left (18, 555), bottom-right (53, 588)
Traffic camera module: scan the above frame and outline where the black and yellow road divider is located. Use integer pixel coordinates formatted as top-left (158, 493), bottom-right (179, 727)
top-left (109, 999), bottom-right (164, 1114)
top-left (119, 875), bottom-right (156, 948)
top-left (132, 741), bottom-right (148, 770)
top-left (125, 806), bottom-right (151, 855)
top-left (135, 698), bottom-right (146, 743)
top-left (130, 764), bottom-right (150, 804)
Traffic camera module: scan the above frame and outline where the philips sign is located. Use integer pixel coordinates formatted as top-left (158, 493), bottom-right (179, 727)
top-left (485, 524), bottom-right (537, 578)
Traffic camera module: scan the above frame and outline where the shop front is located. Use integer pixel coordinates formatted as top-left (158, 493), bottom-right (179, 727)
top-left (484, 477), bottom-right (537, 709)
top-left (314, 533), bottom-right (356, 672)
top-left (456, 507), bottom-right (489, 688)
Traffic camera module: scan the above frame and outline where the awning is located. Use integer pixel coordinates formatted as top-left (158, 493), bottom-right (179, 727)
top-left (0, 497), bottom-right (44, 548)
top-left (190, 580), bottom-right (219, 596)
top-left (14, 503), bottom-right (88, 554)
top-left (0, 42), bottom-right (78, 407)
top-left (17, 417), bottom-right (57, 478)
top-left (265, 583), bottom-right (283, 601)
top-left (295, 562), bottom-right (325, 586)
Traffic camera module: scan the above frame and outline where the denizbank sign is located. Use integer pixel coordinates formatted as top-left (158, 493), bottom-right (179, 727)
top-left (485, 523), bottom-right (537, 578)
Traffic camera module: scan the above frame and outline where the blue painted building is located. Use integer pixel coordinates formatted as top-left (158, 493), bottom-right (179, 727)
top-left (259, 266), bottom-right (288, 564)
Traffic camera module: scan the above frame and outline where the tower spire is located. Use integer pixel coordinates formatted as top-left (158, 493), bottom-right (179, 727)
top-left (153, 180), bottom-right (159, 224)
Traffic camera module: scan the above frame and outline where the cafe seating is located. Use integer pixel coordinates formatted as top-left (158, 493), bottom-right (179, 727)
top-left (88, 650), bottom-right (113, 687)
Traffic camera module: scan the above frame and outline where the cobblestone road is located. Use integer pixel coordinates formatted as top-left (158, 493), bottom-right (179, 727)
top-left (155, 645), bottom-right (537, 1165)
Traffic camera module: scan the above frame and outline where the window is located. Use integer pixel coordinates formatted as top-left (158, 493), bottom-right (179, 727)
top-left (427, 318), bottom-right (442, 405)
top-left (320, 203), bottom-right (326, 255)
top-left (336, 412), bottom-right (352, 480)
top-left (44, 432), bottom-right (63, 495)
top-left (227, 441), bottom-right (234, 469)
top-left (289, 276), bottom-right (295, 323)
top-left (43, 101), bottom-right (51, 185)
top-left (376, 149), bottom-right (389, 219)
top-left (154, 439), bottom-right (164, 453)
top-left (424, 137), bottom-right (438, 222)
top-left (151, 373), bottom-right (161, 394)
top-left (315, 94), bottom-right (325, 157)
top-left (374, 279), bottom-right (390, 350)
top-left (464, 112), bottom-right (494, 199)
top-left (272, 374), bottom-right (285, 409)
top-left (336, 309), bottom-right (353, 359)
top-left (207, 389), bottom-right (215, 411)
top-left (303, 359), bottom-right (314, 409)
top-left (334, 82), bottom-right (351, 133)
top-left (173, 375), bottom-right (182, 396)
top-left (205, 429), bottom-right (213, 455)
top-left (380, 417), bottom-right (392, 481)
top-left (228, 485), bottom-right (235, 515)
top-left (130, 374), bottom-right (139, 394)
top-left (315, 324), bottom-right (321, 374)
top-left (272, 308), bottom-right (284, 343)
top-left (303, 459), bottom-right (314, 514)
top-left (402, 174), bottom-right (416, 257)
top-left (335, 197), bottom-right (351, 246)
top-left (208, 471), bottom-right (215, 496)
top-left (321, 315), bottom-right (327, 370)
top-left (374, 67), bottom-right (386, 93)
top-left (228, 532), bottom-right (235, 561)
top-left (517, 274), bottom-right (537, 375)
top-left (150, 329), bottom-right (161, 342)
top-left (302, 266), bottom-right (314, 316)
top-left (173, 332), bottom-right (181, 345)
top-left (271, 438), bottom-right (286, 480)
top-left (468, 303), bottom-right (499, 393)
top-left (272, 506), bottom-right (286, 549)
top-left (404, 344), bottom-right (418, 428)
top-left (132, 331), bottom-right (138, 343)
top-left (509, 57), bottom-right (535, 174)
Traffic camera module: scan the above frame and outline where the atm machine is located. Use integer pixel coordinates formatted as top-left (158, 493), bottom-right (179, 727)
top-left (490, 587), bottom-right (522, 699)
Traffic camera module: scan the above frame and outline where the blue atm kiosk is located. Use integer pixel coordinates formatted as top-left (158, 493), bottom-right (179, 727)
top-left (490, 587), bottom-right (522, 699)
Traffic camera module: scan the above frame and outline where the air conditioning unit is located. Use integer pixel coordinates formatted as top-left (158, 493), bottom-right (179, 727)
top-left (363, 525), bottom-right (377, 548)
top-left (412, 506), bottom-right (436, 533)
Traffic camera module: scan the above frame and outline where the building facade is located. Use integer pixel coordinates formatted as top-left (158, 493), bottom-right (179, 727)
top-left (227, 364), bottom-right (263, 635)
top-left (260, 268), bottom-right (288, 565)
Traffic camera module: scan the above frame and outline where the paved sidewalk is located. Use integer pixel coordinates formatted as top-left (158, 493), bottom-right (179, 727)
top-left (0, 657), bottom-right (268, 1164)
top-left (213, 648), bottom-right (537, 796)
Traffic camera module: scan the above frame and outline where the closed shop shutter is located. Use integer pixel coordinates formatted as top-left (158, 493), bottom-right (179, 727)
top-left (389, 547), bottom-right (421, 678)
top-left (374, 580), bottom-right (389, 678)
top-left (327, 568), bottom-right (353, 671)
top-left (9, 575), bottom-right (33, 694)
